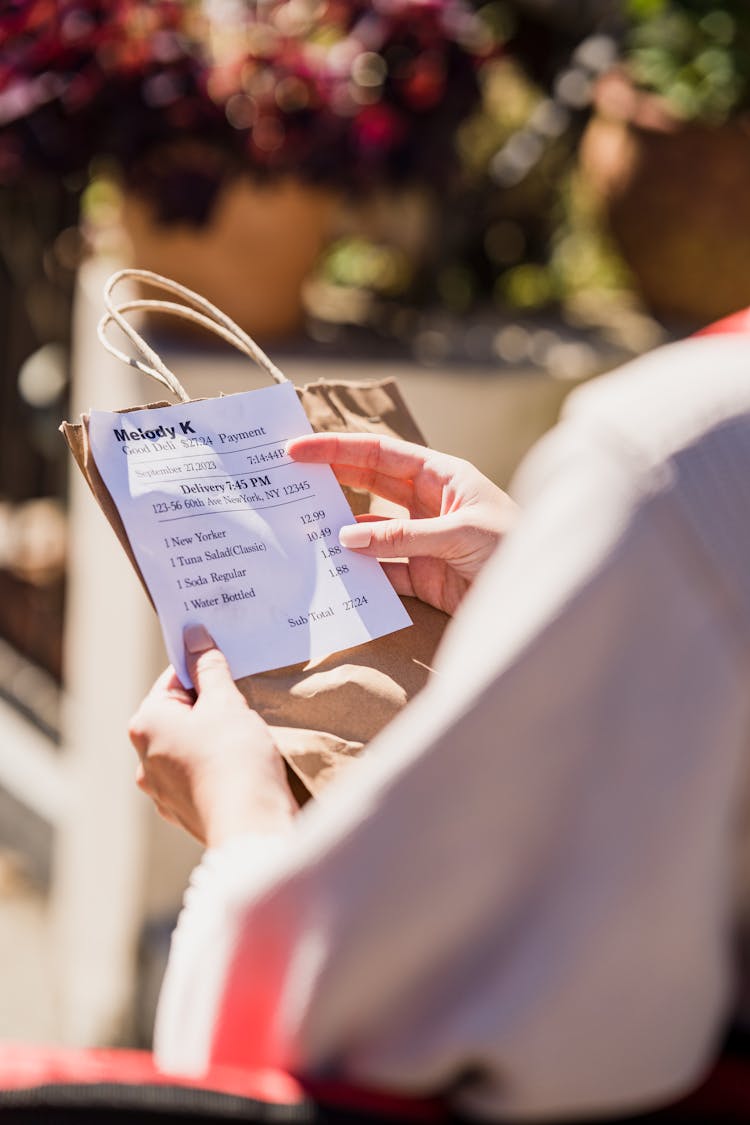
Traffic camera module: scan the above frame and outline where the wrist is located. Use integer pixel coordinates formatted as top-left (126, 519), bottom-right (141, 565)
top-left (202, 781), bottom-right (297, 849)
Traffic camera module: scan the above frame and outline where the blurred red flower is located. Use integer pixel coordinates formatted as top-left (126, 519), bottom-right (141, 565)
top-left (0, 0), bottom-right (500, 220)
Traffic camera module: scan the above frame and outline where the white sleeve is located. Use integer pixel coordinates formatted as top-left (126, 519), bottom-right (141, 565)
top-left (154, 357), bottom-right (750, 1121)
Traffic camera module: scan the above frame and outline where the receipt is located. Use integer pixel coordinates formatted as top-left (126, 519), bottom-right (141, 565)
top-left (88, 383), bottom-right (412, 686)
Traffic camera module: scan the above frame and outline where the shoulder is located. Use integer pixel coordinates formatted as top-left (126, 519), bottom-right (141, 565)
top-left (563, 335), bottom-right (750, 466)
top-left (508, 334), bottom-right (750, 643)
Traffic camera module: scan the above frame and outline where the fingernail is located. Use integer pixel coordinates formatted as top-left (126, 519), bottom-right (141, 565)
top-left (339, 524), bottom-right (372, 549)
top-left (184, 623), bottom-right (214, 653)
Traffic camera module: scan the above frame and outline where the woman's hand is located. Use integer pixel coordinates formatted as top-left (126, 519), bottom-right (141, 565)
top-left (288, 433), bottom-right (518, 616)
top-left (128, 625), bottom-right (296, 848)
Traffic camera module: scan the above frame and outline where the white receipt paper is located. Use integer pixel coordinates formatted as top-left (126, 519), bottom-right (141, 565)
top-left (88, 382), bottom-right (412, 686)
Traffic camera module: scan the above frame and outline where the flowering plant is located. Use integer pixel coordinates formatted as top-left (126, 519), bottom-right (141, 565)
top-left (0, 3), bottom-right (218, 181)
top-left (205, 0), bottom-right (494, 186)
top-left (0, 0), bottom-right (498, 223)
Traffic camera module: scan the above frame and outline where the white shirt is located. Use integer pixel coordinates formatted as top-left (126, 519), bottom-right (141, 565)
top-left (154, 335), bottom-right (750, 1121)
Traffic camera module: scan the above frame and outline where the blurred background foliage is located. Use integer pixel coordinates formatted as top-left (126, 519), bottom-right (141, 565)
top-left (7, 1), bottom-right (750, 353)
top-left (0, 0), bottom-right (639, 361)
top-left (625, 0), bottom-right (750, 122)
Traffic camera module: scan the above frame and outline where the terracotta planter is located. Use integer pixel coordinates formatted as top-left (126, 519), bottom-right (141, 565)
top-left (580, 71), bottom-right (750, 324)
top-left (120, 177), bottom-right (339, 340)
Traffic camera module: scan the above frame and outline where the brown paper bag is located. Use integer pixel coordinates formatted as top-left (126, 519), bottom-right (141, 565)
top-left (61, 270), bottom-right (448, 800)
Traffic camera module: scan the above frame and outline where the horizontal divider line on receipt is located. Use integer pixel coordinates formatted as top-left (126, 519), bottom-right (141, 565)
top-left (156, 494), bottom-right (317, 522)
top-left (127, 436), bottom-right (294, 465)
top-left (133, 460), bottom-right (294, 483)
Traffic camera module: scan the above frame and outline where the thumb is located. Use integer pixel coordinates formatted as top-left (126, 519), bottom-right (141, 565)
top-left (184, 624), bottom-right (237, 698)
top-left (339, 514), bottom-right (461, 560)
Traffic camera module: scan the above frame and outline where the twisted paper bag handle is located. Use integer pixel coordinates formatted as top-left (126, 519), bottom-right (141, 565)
top-left (97, 269), bottom-right (289, 403)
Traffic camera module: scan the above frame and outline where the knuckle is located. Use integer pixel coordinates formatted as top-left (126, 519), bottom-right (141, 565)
top-left (128, 712), bottom-right (148, 752)
top-left (196, 648), bottom-right (227, 676)
top-left (426, 450), bottom-right (454, 473)
top-left (365, 441), bottom-right (382, 472)
top-left (127, 710), bottom-right (144, 736)
top-left (381, 520), bottom-right (406, 552)
top-left (135, 764), bottom-right (152, 794)
top-left (227, 687), bottom-right (250, 712)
